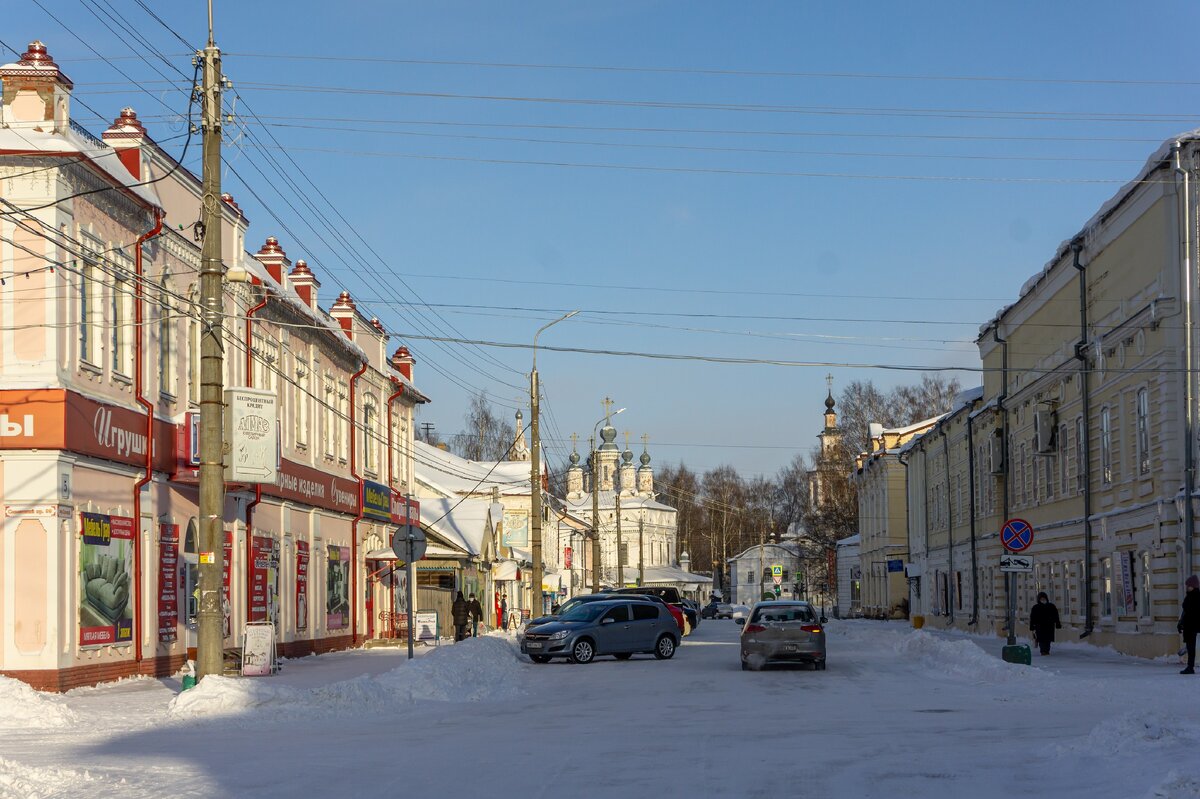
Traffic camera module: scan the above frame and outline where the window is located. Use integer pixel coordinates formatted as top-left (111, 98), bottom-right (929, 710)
top-left (79, 260), bottom-right (98, 364)
top-left (1139, 551), bottom-right (1152, 618)
top-left (1077, 560), bottom-right (1086, 621)
top-left (631, 604), bottom-right (659, 621)
top-left (362, 399), bottom-right (377, 473)
top-left (1101, 557), bottom-right (1113, 617)
top-left (322, 373), bottom-right (335, 458)
top-left (1058, 423), bottom-right (1068, 497)
top-left (1100, 407), bottom-right (1113, 485)
top-left (1136, 388), bottom-right (1150, 475)
top-left (295, 356), bottom-right (309, 447)
top-left (158, 281), bottom-right (173, 393)
top-left (1075, 416), bottom-right (1086, 492)
top-left (251, 333), bottom-right (278, 392)
top-left (600, 605), bottom-right (630, 623)
top-left (338, 380), bottom-right (350, 461)
top-left (187, 290), bottom-right (200, 405)
top-left (111, 269), bottom-right (131, 375)
top-left (956, 572), bottom-right (963, 610)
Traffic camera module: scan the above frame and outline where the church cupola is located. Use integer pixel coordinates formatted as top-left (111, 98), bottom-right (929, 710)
top-left (510, 409), bottom-right (530, 461)
top-left (637, 435), bottom-right (654, 496)
top-left (566, 435), bottom-right (584, 497)
top-left (619, 432), bottom-right (636, 495)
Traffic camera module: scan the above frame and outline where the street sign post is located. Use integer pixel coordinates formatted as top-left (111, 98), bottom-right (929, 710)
top-left (1000, 553), bottom-right (1034, 573)
top-left (1001, 518), bottom-right (1034, 553)
top-left (392, 519), bottom-right (427, 660)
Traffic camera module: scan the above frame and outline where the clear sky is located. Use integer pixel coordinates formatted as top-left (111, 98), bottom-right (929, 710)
top-left (4, 1), bottom-right (1197, 479)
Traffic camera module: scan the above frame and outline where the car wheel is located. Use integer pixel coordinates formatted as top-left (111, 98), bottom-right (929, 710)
top-left (530, 655), bottom-right (551, 664)
top-left (817, 660), bottom-right (827, 671)
top-left (654, 635), bottom-right (676, 660)
top-left (570, 639), bottom-right (595, 664)
top-left (613, 653), bottom-right (633, 661)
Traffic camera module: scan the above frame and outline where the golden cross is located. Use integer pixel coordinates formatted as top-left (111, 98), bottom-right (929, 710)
top-left (641, 433), bottom-right (649, 449)
top-left (602, 396), bottom-right (613, 422)
top-left (826, 373), bottom-right (834, 392)
top-left (624, 430), bottom-right (631, 450)
top-left (570, 432), bottom-right (579, 452)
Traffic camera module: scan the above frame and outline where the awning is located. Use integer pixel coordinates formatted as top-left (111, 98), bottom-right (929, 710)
top-left (492, 560), bottom-right (520, 581)
top-left (541, 572), bottom-right (562, 592)
top-left (365, 548), bottom-right (396, 560)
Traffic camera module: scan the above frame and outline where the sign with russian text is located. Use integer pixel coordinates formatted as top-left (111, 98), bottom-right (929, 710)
top-left (327, 545), bottom-right (350, 630)
top-left (391, 493), bottom-right (419, 525)
top-left (249, 536), bottom-right (279, 624)
top-left (79, 512), bottom-right (135, 647)
top-left (157, 523), bottom-right (179, 643)
top-left (225, 388), bottom-right (279, 483)
top-left (414, 610), bottom-right (438, 643)
top-left (362, 479), bottom-right (392, 522)
top-left (241, 622), bottom-right (276, 677)
top-left (502, 510), bottom-right (529, 548)
top-left (263, 458), bottom-right (358, 515)
top-left (564, 546), bottom-right (573, 569)
top-left (296, 541), bottom-right (309, 631)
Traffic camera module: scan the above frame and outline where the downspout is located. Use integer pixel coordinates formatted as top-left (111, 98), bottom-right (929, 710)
top-left (943, 427), bottom-right (954, 624)
top-left (1175, 143), bottom-right (1196, 579)
top-left (898, 449), bottom-right (914, 613)
top-left (349, 360), bottom-right (369, 643)
top-left (132, 211), bottom-right (163, 666)
top-left (1072, 241), bottom-right (1095, 638)
top-left (967, 410), bottom-right (979, 626)
top-left (994, 326), bottom-right (1013, 645)
top-left (243, 285), bottom-right (267, 623)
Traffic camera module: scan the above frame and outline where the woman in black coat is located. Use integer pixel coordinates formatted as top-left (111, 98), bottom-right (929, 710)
top-left (1029, 591), bottom-right (1061, 656)
top-left (451, 591), bottom-right (470, 642)
top-left (1179, 575), bottom-right (1199, 675)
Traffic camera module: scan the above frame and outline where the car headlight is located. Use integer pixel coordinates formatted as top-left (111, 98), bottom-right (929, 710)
top-left (549, 630), bottom-right (569, 640)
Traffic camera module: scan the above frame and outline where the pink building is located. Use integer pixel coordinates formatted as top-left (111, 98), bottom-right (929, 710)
top-left (0, 42), bottom-right (427, 690)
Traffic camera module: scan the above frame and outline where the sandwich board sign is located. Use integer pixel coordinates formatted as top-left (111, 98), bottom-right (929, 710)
top-left (414, 610), bottom-right (439, 645)
top-left (241, 621), bottom-right (276, 676)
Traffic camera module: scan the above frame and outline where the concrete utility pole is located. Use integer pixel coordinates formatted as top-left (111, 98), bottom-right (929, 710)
top-left (529, 311), bottom-right (577, 617)
top-left (638, 511), bottom-right (645, 586)
top-left (615, 492), bottom-right (623, 587)
top-left (196, 0), bottom-right (226, 680)
top-left (590, 436), bottom-right (600, 592)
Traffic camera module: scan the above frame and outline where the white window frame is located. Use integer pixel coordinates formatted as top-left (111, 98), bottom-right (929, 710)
top-left (1100, 407), bottom-right (1113, 485)
top-left (158, 279), bottom-right (174, 396)
top-left (1101, 556), bottom-right (1113, 618)
top-left (1136, 388), bottom-right (1150, 475)
top-left (1139, 551), bottom-right (1152, 620)
top-left (79, 259), bottom-right (99, 366)
top-left (111, 260), bottom-right (133, 377)
top-left (295, 354), bottom-right (309, 448)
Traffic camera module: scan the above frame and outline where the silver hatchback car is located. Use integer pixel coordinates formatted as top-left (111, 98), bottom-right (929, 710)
top-left (522, 599), bottom-right (680, 664)
top-left (737, 601), bottom-right (827, 671)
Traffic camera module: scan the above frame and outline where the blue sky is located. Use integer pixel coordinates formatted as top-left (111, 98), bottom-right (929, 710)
top-left (4, 1), bottom-right (1197, 478)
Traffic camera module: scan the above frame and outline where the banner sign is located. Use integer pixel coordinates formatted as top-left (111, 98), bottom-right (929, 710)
top-left (502, 510), bottom-right (529, 548)
top-left (391, 493), bottom-right (419, 526)
top-left (157, 523), bottom-right (179, 643)
top-left (261, 458), bottom-right (359, 515)
top-left (296, 541), bottom-right (309, 631)
top-left (222, 530), bottom-right (233, 639)
top-left (327, 544), bottom-right (350, 630)
top-left (79, 512), bottom-right (135, 647)
top-left (564, 546), bottom-right (573, 569)
top-left (249, 536), bottom-right (280, 624)
top-left (225, 388), bottom-right (279, 484)
top-left (362, 479), bottom-right (392, 522)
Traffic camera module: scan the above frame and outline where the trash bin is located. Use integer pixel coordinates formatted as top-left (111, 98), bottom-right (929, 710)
top-left (1001, 644), bottom-right (1032, 665)
top-left (912, 615), bottom-right (925, 629)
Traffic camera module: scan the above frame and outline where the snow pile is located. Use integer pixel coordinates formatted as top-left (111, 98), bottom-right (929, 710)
top-left (0, 676), bottom-right (77, 729)
top-left (893, 631), bottom-right (1052, 684)
top-left (1145, 771), bottom-right (1200, 799)
top-left (0, 757), bottom-right (98, 799)
top-left (1067, 712), bottom-right (1200, 756)
top-left (169, 636), bottom-right (526, 719)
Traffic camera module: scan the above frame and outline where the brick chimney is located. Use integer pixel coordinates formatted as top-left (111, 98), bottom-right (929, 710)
top-left (101, 107), bottom-right (149, 179)
top-left (289, 259), bottom-right (320, 309)
top-left (391, 346), bottom-right (414, 381)
top-left (1, 41), bottom-right (74, 134)
top-left (253, 236), bottom-right (291, 286)
top-left (329, 291), bottom-right (357, 340)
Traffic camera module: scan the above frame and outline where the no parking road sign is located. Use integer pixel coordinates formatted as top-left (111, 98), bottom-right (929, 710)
top-left (1001, 518), bottom-right (1034, 553)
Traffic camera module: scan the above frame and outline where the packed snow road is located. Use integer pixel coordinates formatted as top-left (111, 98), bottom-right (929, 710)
top-left (2, 620), bottom-right (1198, 798)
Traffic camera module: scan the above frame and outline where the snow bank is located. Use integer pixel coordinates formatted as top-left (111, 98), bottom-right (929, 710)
top-left (169, 636), bottom-right (526, 719)
top-left (893, 630), bottom-right (1053, 684)
top-left (0, 757), bottom-right (98, 799)
top-left (0, 676), bottom-right (77, 729)
top-left (1145, 771), bottom-right (1200, 799)
top-left (1066, 711), bottom-right (1200, 757)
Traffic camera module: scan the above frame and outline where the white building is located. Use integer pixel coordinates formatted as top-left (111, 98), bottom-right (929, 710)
top-left (727, 543), bottom-right (805, 606)
top-left (836, 535), bottom-right (862, 619)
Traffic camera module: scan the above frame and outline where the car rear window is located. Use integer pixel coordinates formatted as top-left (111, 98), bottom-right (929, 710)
top-left (751, 605), bottom-right (816, 623)
top-left (631, 604), bottom-right (659, 621)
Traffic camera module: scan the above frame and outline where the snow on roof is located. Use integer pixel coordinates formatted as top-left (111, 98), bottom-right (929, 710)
top-left (727, 542), bottom-right (802, 563)
top-left (418, 497), bottom-right (495, 557)
top-left (884, 413), bottom-right (945, 437)
top-left (640, 564), bottom-right (712, 585)
top-left (0, 124), bottom-right (159, 209)
top-left (980, 129), bottom-right (1200, 338)
top-left (414, 440), bottom-right (531, 498)
top-left (837, 534), bottom-right (861, 547)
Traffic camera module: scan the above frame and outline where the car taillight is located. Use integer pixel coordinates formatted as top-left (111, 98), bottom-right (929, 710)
top-left (800, 625), bottom-right (823, 634)
top-left (744, 624), bottom-right (766, 634)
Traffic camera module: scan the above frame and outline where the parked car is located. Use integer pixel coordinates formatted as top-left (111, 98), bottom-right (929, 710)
top-left (522, 599), bottom-right (680, 664)
top-left (609, 586), bottom-right (696, 633)
top-left (712, 603), bottom-right (735, 619)
top-left (520, 593), bottom-right (627, 646)
top-left (701, 600), bottom-right (721, 619)
top-left (736, 601), bottom-right (827, 671)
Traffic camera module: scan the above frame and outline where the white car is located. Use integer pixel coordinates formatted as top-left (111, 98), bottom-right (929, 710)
top-left (729, 605), bottom-right (751, 621)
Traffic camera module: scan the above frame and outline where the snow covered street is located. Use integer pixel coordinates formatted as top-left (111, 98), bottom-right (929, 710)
top-left (3, 620), bottom-right (1199, 799)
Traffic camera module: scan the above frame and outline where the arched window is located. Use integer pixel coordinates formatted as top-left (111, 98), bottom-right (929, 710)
top-left (159, 277), bottom-right (174, 395)
top-left (362, 398), bottom-right (377, 473)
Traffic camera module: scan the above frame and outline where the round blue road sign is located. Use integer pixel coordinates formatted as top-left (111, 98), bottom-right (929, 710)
top-left (1001, 518), bottom-right (1034, 552)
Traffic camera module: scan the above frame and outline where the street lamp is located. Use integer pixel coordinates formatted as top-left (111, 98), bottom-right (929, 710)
top-left (530, 310), bottom-right (578, 616)
top-left (591, 406), bottom-right (625, 592)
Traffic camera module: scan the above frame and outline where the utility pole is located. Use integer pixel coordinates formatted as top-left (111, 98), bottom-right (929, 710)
top-left (590, 436), bottom-right (600, 592)
top-left (638, 510), bottom-right (645, 586)
top-left (196, 0), bottom-right (226, 680)
top-left (615, 492), bottom-right (623, 587)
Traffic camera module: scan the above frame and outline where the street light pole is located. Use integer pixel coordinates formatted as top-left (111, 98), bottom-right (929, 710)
top-left (530, 310), bottom-right (578, 617)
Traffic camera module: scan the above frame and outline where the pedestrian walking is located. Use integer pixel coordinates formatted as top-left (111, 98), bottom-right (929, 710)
top-left (468, 593), bottom-right (484, 637)
top-left (451, 591), bottom-right (470, 642)
top-left (1029, 591), bottom-right (1061, 656)
top-left (1179, 574), bottom-right (1199, 675)
top-left (500, 593), bottom-right (509, 631)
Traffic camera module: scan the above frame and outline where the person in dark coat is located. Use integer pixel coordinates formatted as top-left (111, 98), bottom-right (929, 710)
top-left (1179, 574), bottom-right (1200, 675)
top-left (500, 593), bottom-right (509, 631)
top-left (451, 591), bottom-right (470, 642)
top-left (1029, 591), bottom-right (1061, 656)
top-left (467, 593), bottom-right (484, 637)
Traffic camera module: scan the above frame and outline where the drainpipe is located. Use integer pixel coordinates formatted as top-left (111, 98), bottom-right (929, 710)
top-left (995, 326), bottom-right (1015, 645)
top-left (244, 285), bottom-right (268, 623)
top-left (132, 210), bottom-right (163, 666)
top-left (349, 360), bottom-right (369, 643)
top-left (1072, 241), bottom-right (1095, 638)
top-left (898, 449), bottom-right (916, 613)
top-left (1175, 144), bottom-right (1196, 580)
top-left (967, 410), bottom-right (979, 626)
top-left (943, 426), bottom-right (954, 624)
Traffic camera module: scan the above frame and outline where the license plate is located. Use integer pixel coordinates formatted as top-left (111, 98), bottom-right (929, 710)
top-left (783, 645), bottom-right (798, 652)
top-left (527, 642), bottom-right (543, 649)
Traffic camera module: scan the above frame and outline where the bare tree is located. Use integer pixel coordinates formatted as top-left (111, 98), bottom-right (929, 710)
top-left (450, 392), bottom-right (517, 461)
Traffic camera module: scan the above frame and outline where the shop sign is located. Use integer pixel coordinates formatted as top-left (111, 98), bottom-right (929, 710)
top-left (158, 523), bottom-right (179, 643)
top-left (564, 546), bottom-right (573, 569)
top-left (225, 388), bottom-right (279, 484)
top-left (296, 541), bottom-right (309, 631)
top-left (327, 544), bottom-right (350, 630)
top-left (5, 505), bottom-right (57, 518)
top-left (264, 458), bottom-right (359, 515)
top-left (79, 512), bottom-right (135, 647)
top-left (391, 493), bottom-right (419, 526)
top-left (502, 510), bottom-right (529, 548)
top-left (362, 479), bottom-right (392, 522)
top-left (249, 536), bottom-right (280, 623)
